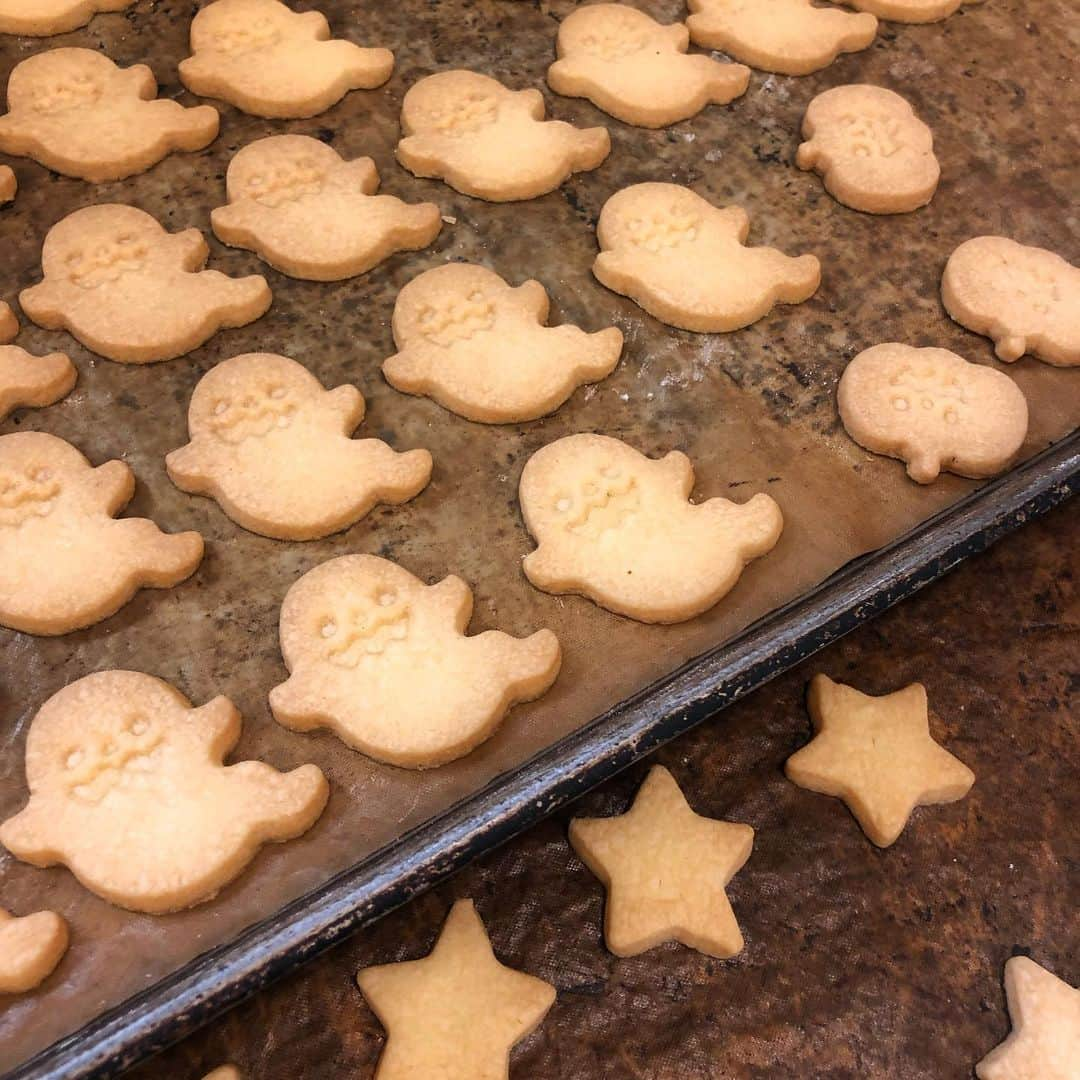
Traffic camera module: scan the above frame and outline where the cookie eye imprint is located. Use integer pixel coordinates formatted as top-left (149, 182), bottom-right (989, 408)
top-left (547, 2), bottom-right (750, 129)
top-left (519, 433), bottom-right (784, 624)
top-left (270, 554), bottom-right (561, 768)
top-left (0, 0), bottom-right (134, 37)
top-left (837, 342), bottom-right (1029, 484)
top-left (396, 69), bottom-right (611, 202)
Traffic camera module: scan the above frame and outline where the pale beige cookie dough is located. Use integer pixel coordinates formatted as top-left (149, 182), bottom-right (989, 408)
top-left (357, 899), bottom-right (556, 1080)
top-left (547, 3), bottom-right (750, 129)
top-left (942, 236), bottom-right (1080, 367)
top-left (384, 262), bottom-right (623, 423)
top-left (785, 675), bottom-right (975, 847)
top-left (166, 352), bottom-right (431, 541)
top-left (976, 957), bottom-right (1080, 1080)
top-left (0, 48), bottom-right (218, 184)
top-left (202, 1068), bottom-right (243, 1080)
top-left (838, 343), bottom-right (1028, 484)
top-left (211, 135), bottom-right (441, 281)
top-left (686, 0), bottom-right (878, 76)
top-left (180, 0), bottom-right (393, 119)
top-left (0, 165), bottom-right (14, 203)
top-left (0, 300), bottom-right (16, 342)
top-left (843, 0), bottom-right (963, 23)
top-left (397, 69), bottom-right (610, 202)
top-left (0, 431), bottom-right (203, 636)
top-left (519, 433), bottom-right (783, 623)
top-left (0, 908), bottom-right (68, 994)
top-left (20, 204), bottom-right (271, 364)
top-left (570, 765), bottom-right (754, 958)
top-left (270, 554), bottom-right (561, 768)
top-left (796, 84), bottom-right (939, 214)
top-left (0, 0), bottom-right (132, 36)
top-left (593, 183), bottom-right (820, 333)
top-left (0, 345), bottom-right (77, 422)
top-left (0, 670), bottom-right (328, 914)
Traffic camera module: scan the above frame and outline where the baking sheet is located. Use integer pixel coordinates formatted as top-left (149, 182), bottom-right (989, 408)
top-left (1, 0), bottom-right (1077, 1070)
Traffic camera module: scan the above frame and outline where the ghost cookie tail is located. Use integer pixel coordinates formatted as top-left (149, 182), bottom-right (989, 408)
top-left (994, 334), bottom-right (1027, 363)
top-left (352, 442), bottom-right (433, 506)
top-left (198, 271), bottom-right (273, 330)
top-left (268, 674), bottom-right (321, 732)
top-left (728, 492), bottom-right (785, 557)
top-left (0, 909), bottom-right (69, 994)
top-left (161, 101), bottom-right (220, 152)
top-left (770, 252), bottom-right (821, 305)
top-left (701, 57), bottom-right (751, 106)
top-left (112, 518), bottom-right (205, 586)
top-left (580, 325), bottom-right (625, 378)
top-left (495, 627), bottom-right (562, 700)
top-left (226, 761), bottom-right (329, 841)
top-left (336, 42), bottom-right (395, 90)
top-left (904, 449), bottom-right (943, 485)
top-left (0, 348), bottom-right (77, 421)
top-left (0, 799), bottom-right (58, 867)
top-left (569, 125), bottom-right (612, 172)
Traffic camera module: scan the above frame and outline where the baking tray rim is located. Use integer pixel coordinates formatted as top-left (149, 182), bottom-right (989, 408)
top-left (5, 430), bottom-right (1079, 1080)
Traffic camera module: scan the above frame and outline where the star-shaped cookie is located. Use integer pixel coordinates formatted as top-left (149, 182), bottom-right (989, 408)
top-left (785, 675), bottom-right (975, 847)
top-left (569, 764), bottom-right (754, 958)
top-left (976, 957), bottom-right (1080, 1080)
top-left (356, 899), bottom-right (556, 1080)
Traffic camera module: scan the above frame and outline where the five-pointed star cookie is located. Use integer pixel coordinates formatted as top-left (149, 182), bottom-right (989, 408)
top-left (568, 764), bottom-right (754, 958)
top-left (785, 674), bottom-right (975, 847)
top-left (356, 899), bottom-right (556, 1080)
top-left (976, 957), bottom-right (1080, 1080)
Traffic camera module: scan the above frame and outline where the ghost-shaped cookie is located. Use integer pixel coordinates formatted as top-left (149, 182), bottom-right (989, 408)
top-left (210, 135), bottom-right (442, 281)
top-left (397, 70), bottom-right (611, 202)
top-left (796, 85), bottom-right (939, 214)
top-left (841, 0), bottom-right (963, 23)
top-left (519, 433), bottom-right (784, 623)
top-left (686, 0), bottom-right (878, 77)
top-left (547, 3), bottom-right (750, 128)
top-left (0, 48), bottom-right (219, 183)
top-left (0, 908), bottom-right (68, 994)
top-left (270, 555), bottom-right (562, 768)
top-left (0, 670), bottom-right (328, 914)
top-left (19, 204), bottom-right (271, 364)
top-left (0, 165), bottom-right (14, 203)
top-left (179, 0), bottom-right (394, 119)
top-left (0, 432), bottom-right (204, 635)
top-left (0, 345), bottom-right (76, 421)
top-left (0, 0), bottom-right (131, 36)
top-left (942, 236), bottom-right (1080, 367)
top-left (593, 183), bottom-right (820, 333)
top-left (838, 343), bottom-right (1029, 484)
top-left (383, 263), bottom-right (624, 423)
top-left (166, 352), bottom-right (432, 541)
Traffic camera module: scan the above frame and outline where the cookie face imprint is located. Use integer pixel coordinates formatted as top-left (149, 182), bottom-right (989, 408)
top-left (0, 671), bottom-right (328, 914)
top-left (19, 204), bottom-right (271, 364)
top-left (0, 908), bottom-right (69, 994)
top-left (0, 0), bottom-right (132, 36)
top-left (270, 554), bottom-right (562, 768)
top-left (547, 3), bottom-right (750, 129)
top-left (842, 0), bottom-right (964, 23)
top-left (179, 0), bottom-right (394, 119)
top-left (211, 135), bottom-right (442, 281)
top-left (838, 344), bottom-right (1029, 484)
top-left (396, 69), bottom-right (610, 202)
top-left (686, 0), bottom-right (878, 76)
top-left (0, 48), bottom-right (219, 183)
top-left (796, 85), bottom-right (939, 214)
top-left (166, 353), bottom-right (432, 541)
top-left (0, 345), bottom-right (77, 421)
top-left (0, 432), bottom-right (203, 636)
top-left (384, 263), bottom-right (624, 423)
top-left (593, 183), bottom-right (821, 333)
top-left (942, 236), bottom-right (1080, 367)
top-left (519, 433), bottom-right (784, 623)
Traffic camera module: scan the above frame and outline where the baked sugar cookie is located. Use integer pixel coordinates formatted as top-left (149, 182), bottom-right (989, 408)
top-left (179, 0), bottom-right (393, 119)
top-left (838, 343), bottom-right (1028, 484)
top-left (0, 670), bottom-right (328, 913)
top-left (0, 301), bottom-right (17, 342)
top-left (796, 85), bottom-right (939, 214)
top-left (20, 204), bottom-right (271, 364)
top-left (357, 899), bottom-right (556, 1080)
top-left (593, 183), bottom-right (820, 333)
top-left (519, 433), bottom-right (783, 623)
top-left (570, 765), bottom-right (754, 958)
top-left (270, 554), bottom-right (561, 768)
top-left (0, 165), bottom-right (14, 203)
top-left (0, 48), bottom-right (218, 183)
top-left (0, 0), bottom-right (132, 36)
top-left (843, 0), bottom-right (963, 23)
top-left (211, 135), bottom-right (441, 281)
top-left (166, 353), bottom-right (431, 541)
top-left (547, 3), bottom-right (750, 128)
top-left (383, 263), bottom-right (623, 423)
top-left (942, 236), bottom-right (1080, 367)
top-left (0, 432), bottom-right (203, 636)
top-left (686, 0), bottom-right (878, 76)
top-left (0, 909), bottom-right (68, 994)
top-left (397, 70), bottom-right (610, 202)
top-left (203, 1069), bottom-right (243, 1080)
top-left (0, 345), bottom-right (76, 422)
